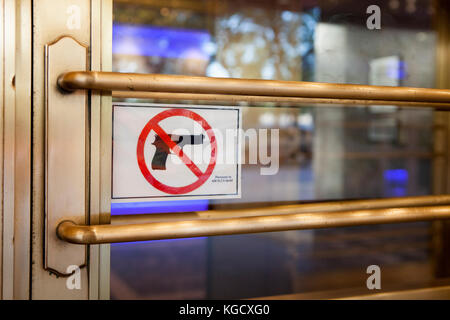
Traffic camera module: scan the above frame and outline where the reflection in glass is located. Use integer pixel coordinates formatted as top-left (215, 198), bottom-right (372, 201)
top-left (110, 0), bottom-right (445, 300)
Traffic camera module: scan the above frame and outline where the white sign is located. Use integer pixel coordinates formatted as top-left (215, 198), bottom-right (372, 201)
top-left (112, 103), bottom-right (242, 202)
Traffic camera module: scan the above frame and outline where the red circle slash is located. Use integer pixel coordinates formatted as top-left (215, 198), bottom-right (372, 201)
top-left (137, 108), bottom-right (217, 195)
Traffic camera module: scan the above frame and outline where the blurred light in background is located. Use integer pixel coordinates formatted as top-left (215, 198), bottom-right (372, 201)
top-left (384, 169), bottom-right (409, 197)
top-left (111, 200), bottom-right (209, 215)
top-left (259, 112), bottom-right (277, 127)
top-left (278, 113), bottom-right (296, 128)
top-left (113, 23), bottom-right (212, 60)
top-left (297, 113), bottom-right (314, 131)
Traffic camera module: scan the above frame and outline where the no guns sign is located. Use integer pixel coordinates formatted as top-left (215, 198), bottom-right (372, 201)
top-left (112, 103), bottom-right (241, 202)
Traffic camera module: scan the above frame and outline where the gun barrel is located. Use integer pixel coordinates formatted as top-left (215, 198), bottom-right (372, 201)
top-left (176, 134), bottom-right (204, 145)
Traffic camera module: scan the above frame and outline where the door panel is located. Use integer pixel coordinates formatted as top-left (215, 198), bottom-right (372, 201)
top-left (0, 0), bottom-right (16, 300)
top-left (433, 0), bottom-right (450, 279)
top-left (30, 0), bottom-right (112, 299)
top-left (1, 0), bottom-right (450, 300)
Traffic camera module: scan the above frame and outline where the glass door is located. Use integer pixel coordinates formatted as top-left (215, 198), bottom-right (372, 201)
top-left (3, 0), bottom-right (450, 300)
top-left (107, 0), bottom-right (450, 299)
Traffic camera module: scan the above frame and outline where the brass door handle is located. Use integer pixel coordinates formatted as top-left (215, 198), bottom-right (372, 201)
top-left (57, 195), bottom-right (450, 245)
top-left (53, 72), bottom-right (450, 245)
top-left (57, 71), bottom-right (450, 108)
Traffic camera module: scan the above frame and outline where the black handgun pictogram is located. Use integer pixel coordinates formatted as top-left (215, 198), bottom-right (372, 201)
top-left (152, 134), bottom-right (204, 170)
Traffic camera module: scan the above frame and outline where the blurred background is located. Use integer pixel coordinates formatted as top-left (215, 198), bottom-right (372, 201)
top-left (110, 0), bottom-right (450, 299)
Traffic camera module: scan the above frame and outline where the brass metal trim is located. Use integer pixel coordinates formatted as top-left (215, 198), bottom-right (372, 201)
top-left (58, 71), bottom-right (450, 105)
top-left (44, 36), bottom-right (88, 276)
top-left (111, 195), bottom-right (450, 225)
top-left (58, 205), bottom-right (450, 245)
top-left (89, 0), bottom-right (113, 301)
top-left (112, 91), bottom-right (450, 109)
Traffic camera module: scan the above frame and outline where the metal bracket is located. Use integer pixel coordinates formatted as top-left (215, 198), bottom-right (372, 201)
top-left (44, 36), bottom-right (88, 276)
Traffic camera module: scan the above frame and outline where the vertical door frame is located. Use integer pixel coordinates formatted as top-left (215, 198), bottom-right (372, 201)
top-left (13, 0), bottom-right (32, 300)
top-left (433, 0), bottom-right (450, 278)
top-left (0, 0), bottom-right (16, 300)
top-left (89, 0), bottom-right (112, 300)
top-left (0, 0), bottom-right (113, 300)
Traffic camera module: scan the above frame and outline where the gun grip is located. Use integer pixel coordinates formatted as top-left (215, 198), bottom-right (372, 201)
top-left (152, 148), bottom-right (170, 170)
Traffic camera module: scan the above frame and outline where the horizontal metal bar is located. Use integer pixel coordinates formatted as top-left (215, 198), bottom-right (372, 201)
top-left (111, 195), bottom-right (450, 225)
top-left (59, 205), bottom-right (450, 244)
top-left (112, 91), bottom-right (450, 109)
top-left (58, 71), bottom-right (450, 104)
top-left (258, 284), bottom-right (450, 300)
